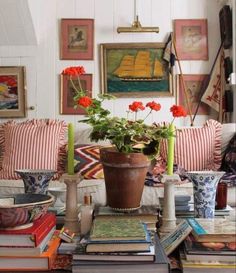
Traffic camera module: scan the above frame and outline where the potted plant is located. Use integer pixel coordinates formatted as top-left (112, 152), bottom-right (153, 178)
top-left (62, 66), bottom-right (187, 211)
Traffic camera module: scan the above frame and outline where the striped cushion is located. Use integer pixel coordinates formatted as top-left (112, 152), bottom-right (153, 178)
top-left (0, 119), bottom-right (67, 179)
top-left (74, 144), bottom-right (104, 179)
top-left (160, 120), bottom-right (222, 171)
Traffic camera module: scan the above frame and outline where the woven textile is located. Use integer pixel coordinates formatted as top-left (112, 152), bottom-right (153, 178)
top-left (74, 144), bottom-right (104, 179)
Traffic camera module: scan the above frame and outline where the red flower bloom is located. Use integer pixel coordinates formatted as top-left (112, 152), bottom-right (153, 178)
top-left (62, 66), bottom-right (85, 76)
top-left (77, 96), bottom-right (92, 108)
top-left (170, 105), bottom-right (187, 118)
top-left (146, 101), bottom-right (161, 111)
top-left (129, 101), bottom-right (145, 112)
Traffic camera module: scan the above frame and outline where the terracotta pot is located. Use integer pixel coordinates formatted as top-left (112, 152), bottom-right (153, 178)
top-left (100, 147), bottom-right (150, 211)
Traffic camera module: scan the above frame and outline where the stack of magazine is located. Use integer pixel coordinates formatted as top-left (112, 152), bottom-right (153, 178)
top-left (72, 217), bottom-right (169, 273)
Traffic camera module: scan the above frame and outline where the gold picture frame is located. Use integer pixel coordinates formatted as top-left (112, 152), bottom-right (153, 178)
top-left (100, 43), bottom-right (172, 97)
top-left (0, 66), bottom-right (26, 118)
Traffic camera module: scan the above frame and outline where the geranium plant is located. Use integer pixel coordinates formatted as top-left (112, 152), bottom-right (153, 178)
top-left (62, 66), bottom-right (187, 158)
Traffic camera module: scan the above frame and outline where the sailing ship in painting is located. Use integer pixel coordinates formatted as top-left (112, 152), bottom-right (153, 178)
top-left (113, 51), bottom-right (164, 81)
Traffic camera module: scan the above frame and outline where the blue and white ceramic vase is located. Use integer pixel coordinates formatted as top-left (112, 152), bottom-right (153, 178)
top-left (15, 169), bottom-right (57, 194)
top-left (187, 171), bottom-right (225, 218)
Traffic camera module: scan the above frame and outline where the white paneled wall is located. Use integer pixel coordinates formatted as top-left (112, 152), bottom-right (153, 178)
top-left (0, 0), bottom-right (225, 132)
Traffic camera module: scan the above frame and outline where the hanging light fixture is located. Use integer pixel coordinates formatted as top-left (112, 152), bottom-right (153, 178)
top-left (117, 0), bottom-right (159, 33)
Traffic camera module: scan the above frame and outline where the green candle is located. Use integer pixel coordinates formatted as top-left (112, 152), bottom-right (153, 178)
top-left (67, 123), bottom-right (74, 175)
top-left (167, 123), bottom-right (175, 175)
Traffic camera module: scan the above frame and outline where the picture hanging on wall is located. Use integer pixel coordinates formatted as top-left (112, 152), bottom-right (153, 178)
top-left (100, 43), bottom-right (173, 97)
top-left (177, 74), bottom-right (210, 115)
top-left (0, 66), bottom-right (26, 118)
top-left (60, 73), bottom-right (92, 115)
top-left (174, 19), bottom-right (208, 60)
top-left (60, 18), bottom-right (94, 60)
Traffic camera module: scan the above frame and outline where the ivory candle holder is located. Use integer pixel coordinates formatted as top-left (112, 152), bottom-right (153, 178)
top-left (60, 173), bottom-right (82, 234)
top-left (160, 174), bottom-right (181, 233)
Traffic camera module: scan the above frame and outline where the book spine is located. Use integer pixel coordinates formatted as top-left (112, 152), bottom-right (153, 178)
top-left (33, 214), bottom-right (56, 246)
top-left (187, 219), bottom-right (206, 235)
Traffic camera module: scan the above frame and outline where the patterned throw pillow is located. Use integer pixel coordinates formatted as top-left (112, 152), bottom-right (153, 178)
top-left (0, 119), bottom-right (67, 179)
top-left (74, 144), bottom-right (104, 179)
top-left (160, 119), bottom-right (222, 171)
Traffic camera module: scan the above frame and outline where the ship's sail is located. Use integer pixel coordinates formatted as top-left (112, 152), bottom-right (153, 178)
top-left (113, 55), bottom-right (135, 77)
top-left (153, 59), bottom-right (164, 78)
top-left (113, 50), bottom-right (163, 81)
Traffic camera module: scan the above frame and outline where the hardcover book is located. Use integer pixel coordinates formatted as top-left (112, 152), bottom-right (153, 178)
top-left (0, 226), bottom-right (55, 256)
top-left (73, 244), bottom-right (155, 262)
top-left (160, 220), bottom-right (192, 256)
top-left (180, 251), bottom-right (236, 270)
top-left (187, 218), bottom-right (236, 242)
top-left (184, 234), bottom-right (236, 255)
top-left (0, 231), bottom-right (61, 271)
top-left (0, 213), bottom-right (56, 247)
top-left (89, 218), bottom-right (149, 242)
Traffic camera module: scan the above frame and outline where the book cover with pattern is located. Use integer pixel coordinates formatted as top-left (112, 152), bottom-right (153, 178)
top-left (89, 218), bottom-right (149, 242)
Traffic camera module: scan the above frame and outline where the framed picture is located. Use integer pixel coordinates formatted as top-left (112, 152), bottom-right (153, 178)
top-left (174, 19), bottom-right (208, 60)
top-left (60, 18), bottom-right (94, 60)
top-left (177, 74), bottom-right (210, 115)
top-left (100, 43), bottom-right (172, 97)
top-left (0, 66), bottom-right (26, 118)
top-left (60, 73), bottom-right (92, 115)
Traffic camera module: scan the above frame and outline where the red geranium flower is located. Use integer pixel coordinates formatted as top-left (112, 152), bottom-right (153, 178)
top-left (129, 101), bottom-right (145, 112)
top-left (170, 105), bottom-right (187, 118)
top-left (77, 96), bottom-right (93, 108)
top-left (146, 101), bottom-right (161, 111)
top-left (62, 66), bottom-right (85, 76)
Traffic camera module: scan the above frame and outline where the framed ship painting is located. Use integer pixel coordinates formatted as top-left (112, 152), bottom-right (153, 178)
top-left (60, 73), bottom-right (92, 114)
top-left (100, 43), bottom-right (172, 97)
top-left (177, 74), bottom-right (210, 115)
top-left (0, 66), bottom-right (26, 117)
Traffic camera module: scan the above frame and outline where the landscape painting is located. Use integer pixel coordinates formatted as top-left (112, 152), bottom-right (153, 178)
top-left (100, 43), bottom-right (172, 97)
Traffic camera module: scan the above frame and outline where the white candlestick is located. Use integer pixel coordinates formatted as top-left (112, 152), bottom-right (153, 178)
top-left (61, 173), bottom-right (82, 234)
top-left (160, 174), bottom-right (180, 233)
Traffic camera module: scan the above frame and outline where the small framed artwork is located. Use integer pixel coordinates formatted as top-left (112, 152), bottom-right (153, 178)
top-left (60, 73), bottom-right (92, 115)
top-left (100, 43), bottom-right (172, 97)
top-left (0, 66), bottom-right (26, 118)
top-left (60, 18), bottom-right (94, 60)
top-left (174, 19), bottom-right (208, 60)
top-left (177, 74), bottom-right (210, 115)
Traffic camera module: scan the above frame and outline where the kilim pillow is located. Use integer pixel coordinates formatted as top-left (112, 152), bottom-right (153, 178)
top-left (0, 119), bottom-right (67, 179)
top-left (159, 119), bottom-right (222, 171)
top-left (74, 144), bottom-right (104, 179)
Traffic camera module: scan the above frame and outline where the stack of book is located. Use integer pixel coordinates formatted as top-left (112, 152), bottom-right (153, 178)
top-left (0, 212), bottom-right (61, 271)
top-left (94, 205), bottom-right (159, 230)
top-left (72, 217), bottom-right (169, 273)
top-left (159, 195), bottom-right (192, 213)
top-left (176, 204), bottom-right (233, 218)
top-left (180, 218), bottom-right (236, 273)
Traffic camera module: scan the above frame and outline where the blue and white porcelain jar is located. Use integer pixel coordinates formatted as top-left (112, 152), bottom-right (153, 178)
top-left (187, 171), bottom-right (225, 218)
top-left (15, 169), bottom-right (57, 194)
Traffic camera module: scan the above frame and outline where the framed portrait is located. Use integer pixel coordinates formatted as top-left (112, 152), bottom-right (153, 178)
top-left (174, 19), bottom-right (208, 60)
top-left (100, 43), bottom-right (172, 97)
top-left (177, 74), bottom-right (210, 115)
top-left (60, 18), bottom-right (94, 60)
top-left (0, 66), bottom-right (26, 118)
top-left (60, 73), bottom-right (92, 115)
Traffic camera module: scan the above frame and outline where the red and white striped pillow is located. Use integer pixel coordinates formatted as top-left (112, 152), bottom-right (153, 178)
top-left (160, 119), bottom-right (222, 171)
top-left (0, 119), bottom-right (67, 179)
